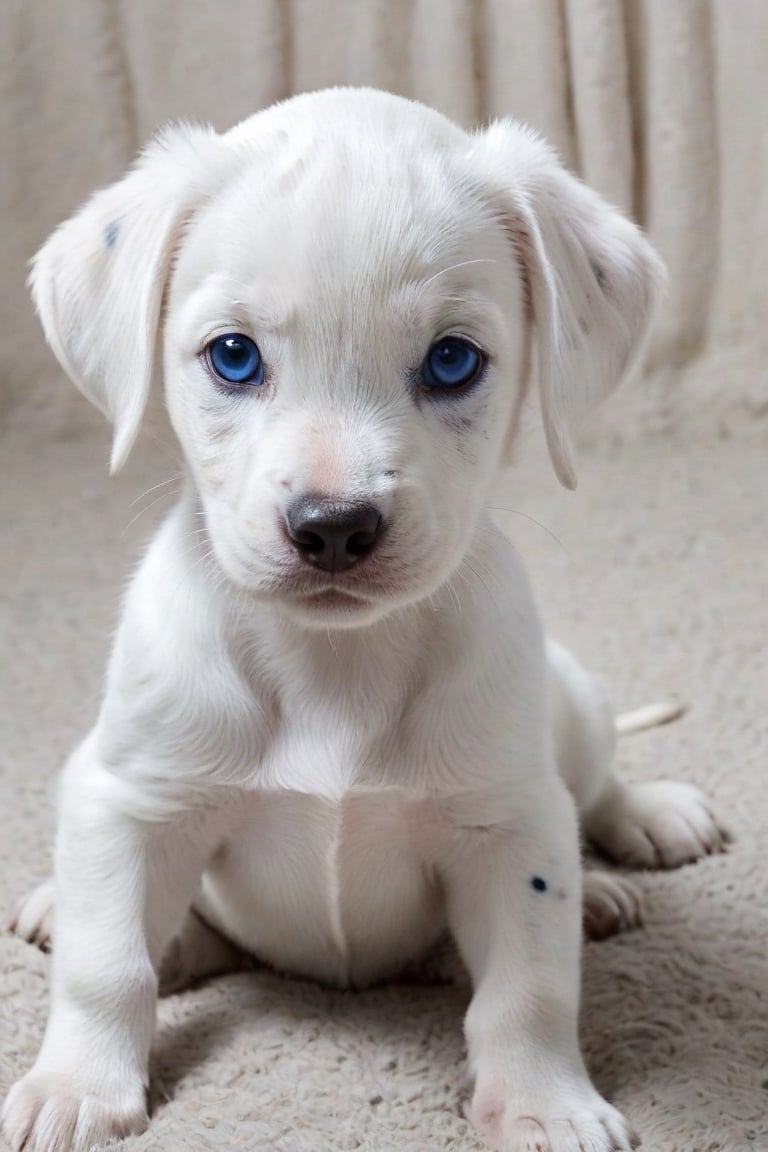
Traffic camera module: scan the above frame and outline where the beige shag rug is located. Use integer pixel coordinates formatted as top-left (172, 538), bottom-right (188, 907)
top-left (1, 378), bottom-right (767, 1151)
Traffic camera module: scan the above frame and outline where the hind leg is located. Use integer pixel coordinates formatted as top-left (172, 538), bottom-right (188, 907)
top-left (7, 877), bottom-right (249, 994)
top-left (159, 909), bottom-right (251, 995)
top-left (583, 778), bottom-right (725, 868)
top-left (7, 877), bottom-right (56, 951)
top-left (548, 638), bottom-right (726, 870)
top-left (583, 870), bottom-right (643, 939)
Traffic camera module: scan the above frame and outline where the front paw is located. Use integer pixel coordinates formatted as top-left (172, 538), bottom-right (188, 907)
top-left (470, 1081), bottom-right (637, 1152)
top-left (2, 1067), bottom-right (148, 1152)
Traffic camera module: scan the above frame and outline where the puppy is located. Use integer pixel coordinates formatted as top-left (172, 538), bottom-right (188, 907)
top-left (3, 88), bottom-right (724, 1152)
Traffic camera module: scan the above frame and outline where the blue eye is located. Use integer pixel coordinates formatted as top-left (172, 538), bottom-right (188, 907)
top-left (207, 333), bottom-right (264, 386)
top-left (422, 337), bottom-right (484, 391)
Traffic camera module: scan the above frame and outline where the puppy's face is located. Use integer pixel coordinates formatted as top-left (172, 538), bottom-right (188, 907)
top-left (164, 146), bottom-right (526, 627)
top-left (31, 88), bottom-right (664, 630)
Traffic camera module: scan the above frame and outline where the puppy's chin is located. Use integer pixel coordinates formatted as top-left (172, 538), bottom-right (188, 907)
top-left (271, 590), bottom-right (397, 631)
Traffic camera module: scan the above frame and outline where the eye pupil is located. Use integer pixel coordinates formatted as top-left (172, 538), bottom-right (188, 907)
top-left (208, 333), bottom-right (264, 386)
top-left (422, 336), bottom-right (483, 391)
top-left (436, 343), bottom-right (459, 364)
top-left (225, 340), bottom-right (247, 363)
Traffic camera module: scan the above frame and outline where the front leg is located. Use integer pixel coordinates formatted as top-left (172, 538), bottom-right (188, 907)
top-left (438, 778), bottom-right (635, 1152)
top-left (2, 739), bottom-right (220, 1152)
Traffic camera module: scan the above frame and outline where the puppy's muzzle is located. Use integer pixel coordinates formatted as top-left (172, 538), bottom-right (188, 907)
top-left (285, 495), bottom-right (383, 573)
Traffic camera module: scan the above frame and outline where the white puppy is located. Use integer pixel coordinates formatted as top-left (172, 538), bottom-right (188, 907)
top-left (3, 88), bottom-right (724, 1152)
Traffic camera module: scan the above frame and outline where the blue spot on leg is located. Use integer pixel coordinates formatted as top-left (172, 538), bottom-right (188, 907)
top-left (104, 221), bottom-right (119, 249)
top-left (531, 876), bottom-right (548, 893)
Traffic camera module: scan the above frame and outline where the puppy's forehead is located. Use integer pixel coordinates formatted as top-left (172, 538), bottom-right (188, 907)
top-left (179, 126), bottom-right (495, 315)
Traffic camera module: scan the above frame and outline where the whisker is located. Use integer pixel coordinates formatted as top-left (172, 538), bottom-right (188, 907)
top-left (127, 474), bottom-right (182, 510)
top-left (120, 487), bottom-right (180, 538)
top-left (446, 579), bottom-right (463, 621)
top-left (460, 557), bottom-right (504, 618)
top-left (484, 507), bottom-right (569, 557)
top-left (421, 258), bottom-right (498, 289)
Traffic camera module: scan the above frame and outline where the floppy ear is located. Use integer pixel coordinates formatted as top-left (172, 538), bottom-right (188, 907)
top-left (478, 121), bottom-right (666, 488)
top-left (30, 123), bottom-right (230, 472)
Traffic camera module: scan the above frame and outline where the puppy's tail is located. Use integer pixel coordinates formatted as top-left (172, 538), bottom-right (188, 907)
top-left (615, 700), bottom-right (686, 736)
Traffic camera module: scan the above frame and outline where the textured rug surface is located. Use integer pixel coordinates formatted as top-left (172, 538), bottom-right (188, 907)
top-left (1, 387), bottom-right (767, 1152)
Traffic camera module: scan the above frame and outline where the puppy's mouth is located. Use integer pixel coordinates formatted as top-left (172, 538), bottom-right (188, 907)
top-left (261, 576), bottom-right (402, 627)
top-left (292, 586), bottom-right (373, 610)
top-left (276, 569), bottom-right (389, 604)
top-left (260, 567), bottom-right (417, 617)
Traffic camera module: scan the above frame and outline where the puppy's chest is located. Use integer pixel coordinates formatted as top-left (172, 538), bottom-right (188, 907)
top-left (253, 674), bottom-right (408, 798)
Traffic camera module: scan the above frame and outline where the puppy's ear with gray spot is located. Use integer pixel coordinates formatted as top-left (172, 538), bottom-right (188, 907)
top-left (479, 122), bottom-right (666, 488)
top-left (30, 123), bottom-right (230, 472)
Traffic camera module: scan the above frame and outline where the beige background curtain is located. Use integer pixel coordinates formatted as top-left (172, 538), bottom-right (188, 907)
top-left (2, 0), bottom-right (766, 423)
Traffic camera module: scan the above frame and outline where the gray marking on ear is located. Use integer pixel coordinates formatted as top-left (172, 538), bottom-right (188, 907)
top-left (590, 260), bottom-right (606, 290)
top-left (104, 221), bottom-right (120, 249)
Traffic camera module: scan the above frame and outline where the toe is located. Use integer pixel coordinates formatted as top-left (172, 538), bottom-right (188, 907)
top-left (583, 872), bottom-right (643, 941)
top-left (9, 879), bottom-right (56, 950)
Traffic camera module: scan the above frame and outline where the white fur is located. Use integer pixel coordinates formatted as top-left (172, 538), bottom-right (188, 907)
top-left (3, 88), bottom-right (723, 1152)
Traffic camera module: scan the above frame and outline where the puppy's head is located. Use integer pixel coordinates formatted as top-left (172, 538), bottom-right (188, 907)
top-left (31, 88), bottom-right (664, 629)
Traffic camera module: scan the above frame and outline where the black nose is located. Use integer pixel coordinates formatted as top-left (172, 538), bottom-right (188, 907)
top-left (285, 496), bottom-right (383, 572)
